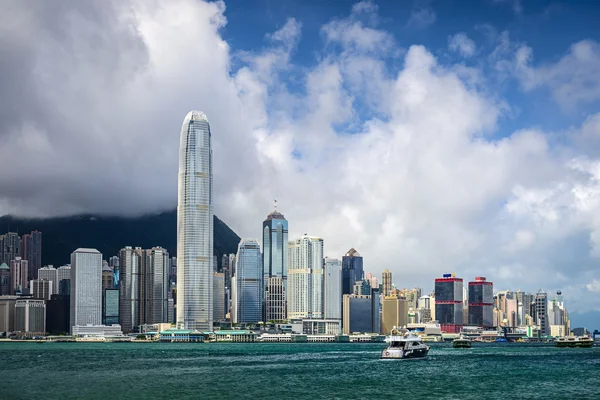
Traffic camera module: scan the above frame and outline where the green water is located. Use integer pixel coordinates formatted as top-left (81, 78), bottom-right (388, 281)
top-left (2, 342), bottom-right (598, 399)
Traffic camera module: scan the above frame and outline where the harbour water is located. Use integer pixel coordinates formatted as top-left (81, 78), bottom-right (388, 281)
top-left (2, 342), bottom-right (598, 399)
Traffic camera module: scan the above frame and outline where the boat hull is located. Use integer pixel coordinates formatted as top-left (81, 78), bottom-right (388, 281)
top-left (555, 341), bottom-right (593, 348)
top-left (381, 347), bottom-right (429, 360)
top-left (453, 342), bottom-right (472, 348)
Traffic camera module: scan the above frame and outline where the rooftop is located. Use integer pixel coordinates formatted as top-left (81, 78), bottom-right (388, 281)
top-left (0, 263), bottom-right (8, 270)
top-left (265, 210), bottom-right (286, 220)
top-left (184, 110), bottom-right (209, 123)
top-left (345, 248), bottom-right (361, 257)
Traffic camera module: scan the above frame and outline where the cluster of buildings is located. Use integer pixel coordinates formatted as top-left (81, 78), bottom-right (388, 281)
top-left (0, 111), bottom-right (583, 341)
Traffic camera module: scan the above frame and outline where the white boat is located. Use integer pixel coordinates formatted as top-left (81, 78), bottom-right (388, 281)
top-left (381, 331), bottom-right (430, 360)
top-left (555, 336), bottom-right (594, 348)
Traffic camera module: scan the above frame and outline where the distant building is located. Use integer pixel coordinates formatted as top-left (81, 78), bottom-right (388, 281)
top-left (102, 264), bottom-right (114, 290)
top-left (0, 233), bottom-right (22, 266)
top-left (288, 236), bottom-right (324, 320)
top-left (70, 248), bottom-right (103, 333)
top-left (381, 295), bottom-right (409, 333)
top-left (468, 277), bottom-right (493, 328)
top-left (22, 231), bottom-right (42, 280)
top-left (46, 294), bottom-right (70, 334)
top-left (342, 294), bottom-right (372, 334)
top-left (353, 279), bottom-right (371, 296)
top-left (434, 274), bottom-right (464, 333)
top-left (10, 257), bottom-right (28, 294)
top-left (262, 208), bottom-right (289, 320)
top-left (382, 269), bottom-right (392, 297)
top-left (0, 263), bottom-right (10, 295)
top-left (323, 257), bottom-right (341, 320)
top-left (57, 266), bottom-right (71, 292)
top-left (103, 289), bottom-right (119, 325)
top-left (30, 279), bottom-right (53, 300)
top-left (342, 248), bottom-right (363, 295)
top-left (233, 239), bottom-right (262, 323)
top-left (213, 272), bottom-right (225, 321)
top-left (142, 247), bottom-right (170, 325)
top-left (119, 246), bottom-right (142, 333)
top-left (15, 299), bottom-right (46, 333)
top-left (265, 276), bottom-right (286, 321)
top-left (0, 296), bottom-right (19, 332)
top-left (38, 266), bottom-right (59, 295)
top-left (535, 290), bottom-right (549, 336)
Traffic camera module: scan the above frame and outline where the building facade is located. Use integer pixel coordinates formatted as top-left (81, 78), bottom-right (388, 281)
top-left (213, 272), bottom-right (225, 322)
top-left (10, 257), bottom-right (28, 294)
top-left (30, 279), bottom-right (53, 300)
top-left (119, 246), bottom-right (142, 333)
top-left (381, 296), bottom-right (409, 333)
top-left (15, 299), bottom-right (46, 333)
top-left (38, 266), bottom-right (59, 295)
top-left (288, 236), bottom-right (324, 320)
top-left (143, 247), bottom-right (170, 325)
top-left (103, 289), bottom-right (119, 325)
top-left (265, 276), bottom-right (286, 321)
top-left (22, 230), bottom-right (42, 280)
top-left (535, 290), bottom-right (550, 336)
top-left (233, 239), bottom-right (262, 323)
top-left (342, 248), bottom-right (363, 295)
top-left (323, 257), bottom-right (341, 320)
top-left (177, 110), bottom-right (214, 331)
top-left (468, 277), bottom-right (493, 328)
top-left (70, 248), bottom-right (103, 332)
top-left (262, 209), bottom-right (288, 319)
top-left (0, 263), bottom-right (10, 295)
top-left (46, 294), bottom-right (70, 334)
top-left (382, 269), bottom-right (392, 297)
top-left (0, 233), bottom-right (21, 266)
top-left (434, 274), bottom-right (464, 333)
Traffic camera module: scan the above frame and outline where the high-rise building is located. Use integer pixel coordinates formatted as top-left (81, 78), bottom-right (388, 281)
top-left (213, 272), bottom-right (225, 322)
top-left (103, 289), bottom-right (119, 325)
top-left (233, 239), bottom-right (262, 323)
top-left (382, 269), bottom-right (392, 297)
top-left (0, 232), bottom-right (22, 266)
top-left (102, 264), bottom-right (114, 290)
top-left (342, 248), bottom-right (363, 295)
top-left (288, 236), bottom-right (324, 320)
top-left (535, 289), bottom-right (549, 336)
top-left (30, 279), bottom-right (53, 300)
top-left (434, 273), bottom-right (464, 333)
top-left (265, 276), bottom-right (286, 321)
top-left (0, 263), bottom-right (11, 295)
top-left (142, 247), bottom-right (170, 325)
top-left (38, 266), bottom-right (59, 295)
top-left (262, 207), bottom-right (289, 319)
top-left (177, 110), bottom-right (213, 332)
top-left (342, 294), bottom-right (373, 334)
top-left (10, 257), bottom-right (28, 294)
top-left (22, 230), bottom-right (42, 280)
top-left (15, 299), bottom-right (46, 333)
top-left (70, 248), bottom-right (103, 332)
top-left (468, 277), bottom-right (493, 328)
top-left (57, 265), bottom-right (71, 285)
top-left (323, 257), bottom-right (341, 320)
top-left (0, 296), bottom-right (18, 332)
top-left (119, 246), bottom-right (142, 333)
top-left (46, 294), bottom-right (70, 334)
top-left (381, 295), bottom-right (409, 333)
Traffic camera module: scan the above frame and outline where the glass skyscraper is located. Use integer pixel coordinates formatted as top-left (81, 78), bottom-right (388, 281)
top-left (177, 111), bottom-right (213, 331)
top-left (262, 209), bottom-right (288, 320)
top-left (233, 239), bottom-right (262, 323)
top-left (342, 248), bottom-right (363, 295)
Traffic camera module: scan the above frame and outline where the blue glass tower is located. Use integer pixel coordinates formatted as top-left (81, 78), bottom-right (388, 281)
top-left (342, 248), bottom-right (363, 295)
top-left (262, 208), bottom-right (288, 320)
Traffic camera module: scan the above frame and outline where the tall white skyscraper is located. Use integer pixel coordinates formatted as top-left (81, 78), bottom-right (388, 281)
top-left (288, 235), bottom-right (324, 320)
top-left (70, 248), bottom-right (102, 332)
top-left (324, 257), bottom-right (342, 320)
top-left (177, 111), bottom-right (213, 331)
top-left (233, 239), bottom-right (262, 323)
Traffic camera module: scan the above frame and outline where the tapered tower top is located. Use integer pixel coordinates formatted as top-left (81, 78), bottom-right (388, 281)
top-left (184, 110), bottom-right (209, 123)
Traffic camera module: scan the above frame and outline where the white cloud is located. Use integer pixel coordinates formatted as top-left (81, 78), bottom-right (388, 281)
top-left (448, 33), bottom-right (476, 57)
top-left (586, 279), bottom-right (600, 292)
top-left (406, 7), bottom-right (436, 29)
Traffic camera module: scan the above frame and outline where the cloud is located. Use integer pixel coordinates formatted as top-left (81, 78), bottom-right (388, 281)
top-left (586, 279), bottom-right (600, 292)
top-left (448, 33), bottom-right (476, 57)
top-left (406, 7), bottom-right (436, 29)
top-left (1, 1), bottom-right (600, 319)
top-left (514, 40), bottom-right (600, 110)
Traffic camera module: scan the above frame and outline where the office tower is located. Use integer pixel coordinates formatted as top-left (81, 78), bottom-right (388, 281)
top-left (323, 257), bottom-right (342, 320)
top-left (535, 289), bottom-right (549, 336)
top-left (342, 294), bottom-right (372, 334)
top-left (10, 257), bottom-right (28, 294)
top-left (102, 264), bottom-right (114, 290)
top-left (213, 272), bottom-right (225, 321)
top-left (434, 273), bottom-right (464, 333)
top-left (142, 247), bottom-right (170, 324)
top-left (15, 299), bottom-right (46, 333)
top-left (119, 246), bottom-right (142, 333)
top-left (0, 232), bottom-right (22, 265)
top-left (342, 248), bottom-right (363, 295)
top-left (109, 256), bottom-right (120, 287)
top-left (288, 235), bottom-right (324, 320)
top-left (57, 265), bottom-right (71, 285)
top-left (0, 296), bottom-right (18, 332)
top-left (38, 266), bottom-right (58, 295)
top-left (468, 277), bottom-right (493, 328)
top-left (262, 207), bottom-right (289, 318)
top-left (233, 239), bottom-right (262, 323)
top-left (170, 257), bottom-right (177, 285)
top-left (46, 294), bottom-right (70, 334)
top-left (382, 295), bottom-right (409, 333)
top-left (0, 263), bottom-right (10, 295)
top-left (22, 230), bottom-right (42, 280)
top-left (353, 280), bottom-right (371, 296)
top-left (382, 269), bottom-right (392, 296)
top-left (103, 289), bottom-right (119, 325)
top-left (70, 248), bottom-right (103, 332)
top-left (265, 277), bottom-right (286, 321)
top-left (30, 279), bottom-right (53, 300)
top-left (177, 110), bottom-right (213, 331)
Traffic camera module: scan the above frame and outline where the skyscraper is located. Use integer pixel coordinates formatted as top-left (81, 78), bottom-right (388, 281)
top-left (382, 269), bottom-right (392, 296)
top-left (288, 236), bottom-right (324, 320)
top-left (233, 239), bottom-right (262, 323)
top-left (535, 289), bottom-right (549, 336)
top-left (119, 246), bottom-right (142, 333)
top-left (30, 279), bottom-right (53, 300)
top-left (22, 230), bottom-right (42, 280)
top-left (10, 257), bottom-right (28, 294)
top-left (38, 266), bottom-right (59, 295)
top-left (342, 248), bottom-right (363, 295)
top-left (434, 273), bottom-right (464, 333)
top-left (0, 263), bottom-right (10, 295)
top-left (70, 248), bottom-right (102, 332)
top-left (323, 257), bottom-right (342, 320)
top-left (177, 110), bottom-right (213, 331)
top-left (468, 277), bottom-right (493, 328)
top-left (262, 207), bottom-right (289, 319)
top-left (0, 232), bottom-right (22, 265)
top-left (213, 272), bottom-right (225, 322)
top-left (143, 247), bottom-right (170, 325)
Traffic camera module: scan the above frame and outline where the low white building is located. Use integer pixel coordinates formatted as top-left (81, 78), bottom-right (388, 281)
top-left (72, 324), bottom-right (126, 338)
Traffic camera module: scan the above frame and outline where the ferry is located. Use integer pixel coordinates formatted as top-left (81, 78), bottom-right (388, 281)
top-left (452, 335), bottom-right (472, 348)
top-left (555, 336), bottom-right (594, 348)
top-left (381, 330), bottom-right (430, 360)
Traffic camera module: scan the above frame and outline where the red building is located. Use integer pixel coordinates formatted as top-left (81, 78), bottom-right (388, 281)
top-left (468, 277), bottom-right (494, 328)
top-left (435, 274), bottom-right (463, 333)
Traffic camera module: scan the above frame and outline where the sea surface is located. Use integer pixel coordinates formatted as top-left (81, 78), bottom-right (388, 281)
top-left (1, 342), bottom-right (598, 399)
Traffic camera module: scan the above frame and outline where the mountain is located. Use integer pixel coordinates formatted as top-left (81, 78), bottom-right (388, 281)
top-left (0, 210), bottom-right (241, 266)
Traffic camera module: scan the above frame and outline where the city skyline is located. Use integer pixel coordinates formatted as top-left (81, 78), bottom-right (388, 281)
top-left (1, 0), bottom-right (600, 327)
